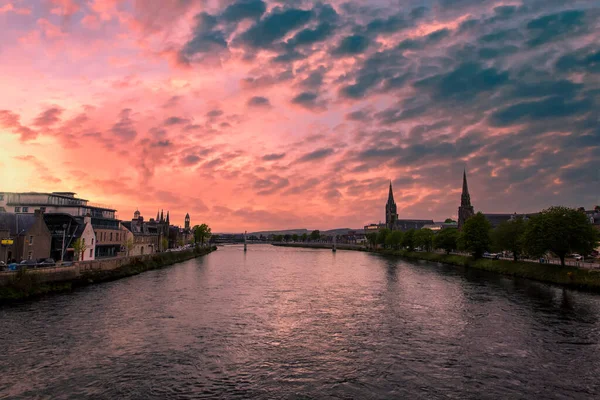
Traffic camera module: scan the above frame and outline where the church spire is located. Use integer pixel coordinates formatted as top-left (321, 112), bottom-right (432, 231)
top-left (458, 169), bottom-right (475, 229)
top-left (166, 211), bottom-right (170, 225)
top-left (385, 180), bottom-right (398, 230)
top-left (156, 210), bottom-right (159, 221)
top-left (387, 180), bottom-right (395, 205)
top-left (461, 169), bottom-right (471, 206)
top-left (160, 209), bottom-right (164, 223)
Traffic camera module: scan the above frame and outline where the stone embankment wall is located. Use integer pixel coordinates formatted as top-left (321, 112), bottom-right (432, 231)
top-left (0, 246), bottom-right (216, 301)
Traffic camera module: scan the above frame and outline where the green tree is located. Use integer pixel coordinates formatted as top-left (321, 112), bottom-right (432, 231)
top-left (273, 234), bottom-right (283, 242)
top-left (493, 217), bottom-right (527, 261)
top-left (284, 234), bottom-right (292, 242)
top-left (444, 218), bottom-right (455, 223)
top-left (292, 234), bottom-right (299, 242)
top-left (434, 228), bottom-right (459, 254)
top-left (386, 230), bottom-right (403, 250)
top-left (310, 230), bottom-right (320, 241)
top-left (459, 212), bottom-right (492, 258)
top-left (301, 233), bottom-right (308, 242)
top-left (367, 232), bottom-right (378, 249)
top-left (414, 229), bottom-right (434, 252)
top-left (377, 228), bottom-right (391, 247)
top-left (72, 238), bottom-right (86, 261)
top-left (523, 206), bottom-right (599, 266)
top-left (125, 237), bottom-right (134, 256)
top-left (402, 229), bottom-right (416, 251)
top-left (161, 237), bottom-right (169, 251)
top-left (193, 223), bottom-right (212, 246)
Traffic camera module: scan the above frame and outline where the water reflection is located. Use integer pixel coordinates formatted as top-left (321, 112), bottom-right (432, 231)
top-left (1, 245), bottom-right (600, 399)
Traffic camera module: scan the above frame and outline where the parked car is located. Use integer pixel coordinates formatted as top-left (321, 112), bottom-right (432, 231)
top-left (0, 261), bottom-right (6, 271)
top-left (20, 259), bottom-right (38, 268)
top-left (572, 254), bottom-right (583, 261)
top-left (483, 252), bottom-right (500, 260)
top-left (39, 258), bottom-right (56, 267)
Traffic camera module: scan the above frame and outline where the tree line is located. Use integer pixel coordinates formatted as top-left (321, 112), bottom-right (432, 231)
top-left (370, 206), bottom-right (598, 266)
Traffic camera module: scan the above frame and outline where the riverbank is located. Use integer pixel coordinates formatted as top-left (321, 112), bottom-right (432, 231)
top-left (273, 243), bottom-right (600, 291)
top-left (0, 246), bottom-right (216, 303)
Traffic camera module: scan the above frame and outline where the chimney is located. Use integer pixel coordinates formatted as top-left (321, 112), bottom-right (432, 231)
top-left (84, 212), bottom-right (92, 226)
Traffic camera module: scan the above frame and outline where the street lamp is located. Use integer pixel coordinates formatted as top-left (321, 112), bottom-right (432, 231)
top-left (61, 224), bottom-right (67, 262)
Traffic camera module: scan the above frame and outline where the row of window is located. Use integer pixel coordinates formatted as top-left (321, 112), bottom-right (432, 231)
top-left (97, 231), bottom-right (121, 242)
top-left (14, 207), bottom-right (29, 213)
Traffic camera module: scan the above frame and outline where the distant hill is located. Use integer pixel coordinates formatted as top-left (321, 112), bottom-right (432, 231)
top-left (246, 228), bottom-right (364, 236)
top-left (248, 229), bottom-right (309, 236)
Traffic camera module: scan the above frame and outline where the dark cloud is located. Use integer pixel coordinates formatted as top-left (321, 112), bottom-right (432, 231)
top-left (179, 13), bottom-right (227, 62)
top-left (334, 35), bottom-right (370, 56)
top-left (111, 108), bottom-right (137, 141)
top-left (206, 109), bottom-right (224, 118)
top-left (164, 116), bottom-right (190, 125)
top-left (365, 14), bottom-right (407, 35)
top-left (239, 7), bottom-right (313, 49)
top-left (556, 47), bottom-right (600, 73)
top-left (33, 107), bottom-right (63, 127)
top-left (490, 96), bottom-right (593, 126)
top-left (345, 110), bottom-right (371, 121)
top-left (291, 91), bottom-right (322, 110)
top-left (247, 96), bottom-right (271, 108)
top-left (415, 62), bottom-right (510, 100)
top-left (526, 9), bottom-right (586, 47)
top-left (296, 148), bottom-right (334, 163)
top-left (151, 140), bottom-right (172, 148)
top-left (286, 22), bottom-right (334, 47)
top-left (182, 155), bottom-right (201, 166)
top-left (221, 0), bottom-right (266, 22)
top-left (300, 67), bottom-right (326, 89)
top-left (262, 153), bottom-right (286, 161)
top-left (254, 175), bottom-right (290, 195)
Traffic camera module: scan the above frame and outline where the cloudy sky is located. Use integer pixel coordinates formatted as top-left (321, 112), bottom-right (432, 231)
top-left (0, 0), bottom-right (598, 231)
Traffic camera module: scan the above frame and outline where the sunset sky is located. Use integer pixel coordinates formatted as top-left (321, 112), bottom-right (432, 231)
top-left (0, 0), bottom-right (598, 232)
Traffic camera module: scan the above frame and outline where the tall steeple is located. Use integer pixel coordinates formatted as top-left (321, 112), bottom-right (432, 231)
top-left (385, 180), bottom-right (398, 230)
top-left (458, 169), bottom-right (475, 229)
top-left (156, 210), bottom-right (160, 221)
top-left (160, 209), bottom-right (164, 223)
top-left (166, 211), bottom-right (170, 225)
top-left (461, 169), bottom-right (471, 206)
top-left (185, 213), bottom-right (190, 230)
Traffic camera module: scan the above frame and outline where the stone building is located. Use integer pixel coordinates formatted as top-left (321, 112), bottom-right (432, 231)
top-left (0, 210), bottom-right (52, 263)
top-left (121, 210), bottom-right (162, 256)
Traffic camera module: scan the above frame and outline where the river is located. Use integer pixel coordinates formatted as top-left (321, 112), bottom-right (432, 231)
top-left (1, 245), bottom-right (599, 399)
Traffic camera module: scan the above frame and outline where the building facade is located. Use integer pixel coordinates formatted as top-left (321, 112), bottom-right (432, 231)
top-left (0, 210), bottom-right (52, 263)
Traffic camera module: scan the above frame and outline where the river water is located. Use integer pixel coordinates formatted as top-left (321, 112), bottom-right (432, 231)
top-left (1, 245), bottom-right (600, 399)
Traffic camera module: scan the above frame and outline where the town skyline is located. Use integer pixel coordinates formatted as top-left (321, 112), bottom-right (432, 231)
top-left (1, 0), bottom-right (599, 232)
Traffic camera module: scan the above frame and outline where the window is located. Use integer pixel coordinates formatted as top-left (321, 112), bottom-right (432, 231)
top-left (40, 207), bottom-right (46, 213)
top-left (0, 194), bottom-right (3, 200)
top-left (29, 236), bottom-right (33, 245)
top-left (110, 232), bottom-right (113, 241)
top-left (91, 238), bottom-right (94, 245)
top-left (89, 249), bottom-right (93, 258)
top-left (22, 207), bottom-right (29, 212)
top-left (82, 238), bottom-right (85, 245)
top-left (15, 207), bottom-right (21, 212)
top-left (28, 251), bottom-right (32, 260)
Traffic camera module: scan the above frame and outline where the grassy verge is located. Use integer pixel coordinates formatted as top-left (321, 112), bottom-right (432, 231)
top-left (0, 246), bottom-right (216, 303)
top-left (274, 243), bottom-right (600, 291)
